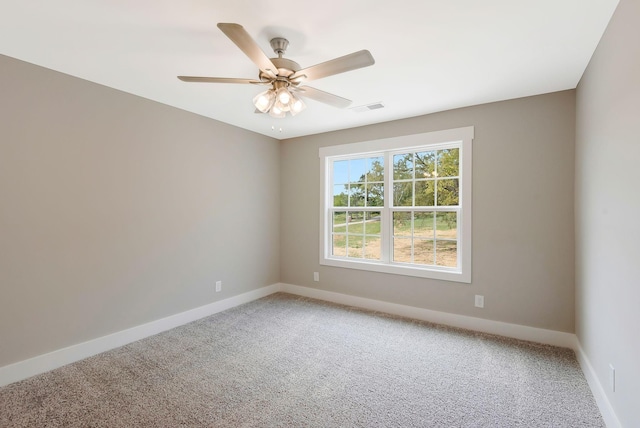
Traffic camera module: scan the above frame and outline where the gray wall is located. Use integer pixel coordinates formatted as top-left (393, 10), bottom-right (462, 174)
top-left (281, 91), bottom-right (576, 332)
top-left (0, 55), bottom-right (280, 367)
top-left (575, 0), bottom-right (640, 425)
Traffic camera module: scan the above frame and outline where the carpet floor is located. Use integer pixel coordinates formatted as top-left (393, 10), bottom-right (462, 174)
top-left (0, 292), bottom-right (604, 427)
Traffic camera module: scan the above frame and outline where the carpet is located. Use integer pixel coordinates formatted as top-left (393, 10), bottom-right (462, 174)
top-left (0, 293), bottom-right (604, 427)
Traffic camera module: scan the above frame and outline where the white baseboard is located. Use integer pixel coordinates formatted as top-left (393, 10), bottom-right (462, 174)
top-left (574, 342), bottom-right (621, 428)
top-left (0, 283), bottom-right (280, 387)
top-left (278, 283), bottom-right (577, 349)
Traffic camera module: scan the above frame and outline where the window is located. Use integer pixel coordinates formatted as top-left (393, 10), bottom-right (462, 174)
top-left (319, 127), bottom-right (473, 283)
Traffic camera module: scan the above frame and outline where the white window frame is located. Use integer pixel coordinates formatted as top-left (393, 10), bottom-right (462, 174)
top-left (319, 126), bottom-right (473, 283)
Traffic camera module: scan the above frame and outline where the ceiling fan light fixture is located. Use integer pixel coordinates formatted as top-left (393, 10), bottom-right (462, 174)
top-left (269, 104), bottom-right (286, 118)
top-left (274, 98), bottom-right (291, 112)
top-left (276, 87), bottom-right (292, 104)
top-left (255, 85), bottom-right (297, 118)
top-left (289, 96), bottom-right (306, 116)
top-left (253, 89), bottom-right (275, 113)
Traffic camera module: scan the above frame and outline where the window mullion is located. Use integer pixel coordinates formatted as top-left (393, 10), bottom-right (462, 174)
top-left (381, 151), bottom-right (393, 263)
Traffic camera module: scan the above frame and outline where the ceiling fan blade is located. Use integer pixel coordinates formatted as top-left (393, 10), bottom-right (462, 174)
top-left (294, 86), bottom-right (352, 109)
top-left (290, 50), bottom-right (374, 82)
top-left (217, 23), bottom-right (278, 78)
top-left (178, 76), bottom-right (262, 84)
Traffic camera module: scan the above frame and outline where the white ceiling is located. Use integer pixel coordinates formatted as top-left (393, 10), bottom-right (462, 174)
top-left (1, 1), bottom-right (619, 139)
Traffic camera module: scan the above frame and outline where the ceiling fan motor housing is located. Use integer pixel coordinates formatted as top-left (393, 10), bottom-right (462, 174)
top-left (258, 37), bottom-right (300, 82)
top-left (260, 57), bottom-right (301, 81)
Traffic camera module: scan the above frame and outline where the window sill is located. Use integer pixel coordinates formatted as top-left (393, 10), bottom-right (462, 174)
top-left (320, 257), bottom-right (471, 283)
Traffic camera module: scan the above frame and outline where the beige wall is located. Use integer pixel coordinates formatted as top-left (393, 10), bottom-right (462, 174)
top-left (575, 0), bottom-right (640, 425)
top-left (0, 55), bottom-right (280, 367)
top-left (281, 90), bottom-right (576, 332)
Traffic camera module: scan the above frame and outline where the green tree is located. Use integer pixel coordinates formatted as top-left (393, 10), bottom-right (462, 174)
top-left (393, 154), bottom-right (413, 206)
top-left (333, 192), bottom-right (348, 207)
top-left (392, 149), bottom-right (459, 207)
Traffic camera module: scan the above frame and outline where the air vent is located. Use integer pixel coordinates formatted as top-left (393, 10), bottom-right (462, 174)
top-left (350, 102), bottom-right (385, 113)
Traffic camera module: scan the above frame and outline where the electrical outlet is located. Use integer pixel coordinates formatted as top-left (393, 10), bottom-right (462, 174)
top-left (313, 272), bottom-right (319, 282)
top-left (215, 280), bottom-right (222, 292)
top-left (609, 364), bottom-right (615, 392)
top-left (474, 295), bottom-right (484, 308)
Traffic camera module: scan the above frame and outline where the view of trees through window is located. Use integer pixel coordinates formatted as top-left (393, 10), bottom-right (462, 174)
top-left (331, 148), bottom-right (460, 268)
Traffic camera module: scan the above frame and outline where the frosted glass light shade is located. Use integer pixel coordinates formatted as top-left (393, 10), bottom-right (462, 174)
top-left (253, 90), bottom-right (275, 113)
top-left (276, 87), bottom-right (292, 104)
top-left (274, 99), bottom-right (290, 112)
top-left (289, 96), bottom-right (306, 116)
top-left (269, 105), bottom-right (286, 118)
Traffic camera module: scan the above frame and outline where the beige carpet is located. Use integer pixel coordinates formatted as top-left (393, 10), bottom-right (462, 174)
top-left (0, 293), bottom-right (604, 427)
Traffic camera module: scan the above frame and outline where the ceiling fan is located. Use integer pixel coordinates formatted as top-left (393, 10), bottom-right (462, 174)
top-left (178, 23), bottom-right (375, 118)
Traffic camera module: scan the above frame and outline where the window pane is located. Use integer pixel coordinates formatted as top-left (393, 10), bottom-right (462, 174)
top-left (333, 185), bottom-right (348, 207)
top-left (414, 212), bottom-right (435, 237)
top-left (367, 157), bottom-right (384, 182)
top-left (436, 240), bottom-right (457, 267)
top-left (365, 212), bottom-right (381, 234)
top-left (350, 158), bottom-right (366, 182)
top-left (436, 212), bottom-right (457, 239)
top-left (364, 236), bottom-right (381, 260)
top-left (347, 212), bottom-right (365, 233)
top-left (393, 212), bottom-right (411, 236)
top-left (366, 183), bottom-right (384, 207)
top-left (332, 234), bottom-right (346, 257)
top-left (349, 184), bottom-right (365, 207)
top-left (414, 239), bottom-right (434, 265)
top-left (415, 151), bottom-right (436, 178)
top-left (333, 160), bottom-right (349, 184)
top-left (393, 237), bottom-right (412, 263)
top-left (393, 154), bottom-right (413, 180)
top-left (437, 148), bottom-right (459, 177)
top-left (437, 179), bottom-right (459, 206)
top-left (393, 182), bottom-right (413, 206)
top-left (414, 180), bottom-right (435, 206)
top-left (333, 212), bottom-right (347, 233)
top-left (348, 235), bottom-right (364, 258)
